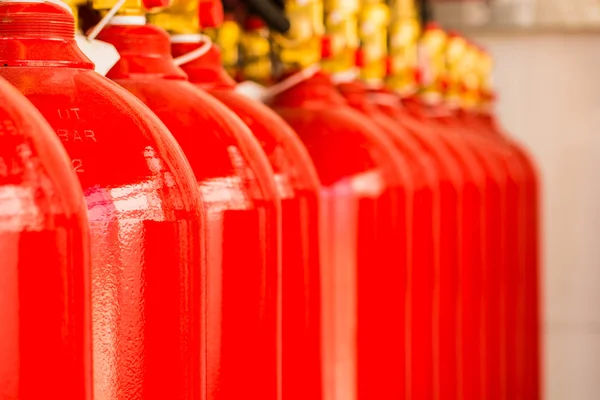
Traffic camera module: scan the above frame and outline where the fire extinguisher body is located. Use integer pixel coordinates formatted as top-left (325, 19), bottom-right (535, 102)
top-left (500, 135), bottom-right (541, 400)
top-left (0, 4), bottom-right (204, 400)
top-left (510, 140), bottom-right (541, 400)
top-left (271, 72), bottom-right (412, 400)
top-left (437, 109), bottom-right (529, 400)
top-left (173, 42), bottom-right (324, 400)
top-left (426, 109), bottom-right (493, 400)
top-left (471, 112), bottom-right (540, 400)
top-left (378, 96), bottom-right (486, 400)
top-left (0, 77), bottom-right (92, 400)
top-left (99, 24), bottom-right (281, 400)
top-left (337, 80), bottom-right (439, 399)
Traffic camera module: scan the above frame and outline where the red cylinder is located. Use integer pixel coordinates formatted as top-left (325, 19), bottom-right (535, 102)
top-left (337, 81), bottom-right (439, 400)
top-left (270, 71), bottom-right (412, 400)
top-left (97, 23), bottom-right (281, 400)
top-left (0, 77), bottom-right (91, 400)
top-left (171, 40), bottom-right (323, 400)
top-left (425, 100), bottom-right (532, 400)
top-left (403, 97), bottom-right (516, 400)
top-left (434, 106), bottom-right (510, 400)
top-left (435, 103), bottom-right (532, 400)
top-left (469, 109), bottom-right (541, 400)
top-left (0, 4), bottom-right (204, 400)
top-left (373, 90), bottom-right (487, 400)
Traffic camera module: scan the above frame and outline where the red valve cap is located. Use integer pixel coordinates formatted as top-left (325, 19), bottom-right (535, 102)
top-left (321, 35), bottom-right (333, 59)
top-left (143, 0), bottom-right (170, 11)
top-left (199, 0), bottom-right (223, 28)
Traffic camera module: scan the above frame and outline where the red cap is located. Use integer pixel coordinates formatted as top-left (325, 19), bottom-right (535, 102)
top-left (199, 0), bottom-right (223, 28)
top-left (384, 56), bottom-right (392, 76)
top-left (143, 0), bottom-right (170, 10)
top-left (354, 49), bottom-right (364, 68)
top-left (321, 35), bottom-right (333, 59)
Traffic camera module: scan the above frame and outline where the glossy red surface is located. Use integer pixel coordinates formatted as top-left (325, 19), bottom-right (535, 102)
top-left (0, 4), bottom-right (204, 400)
top-left (172, 42), bottom-right (323, 400)
top-left (434, 110), bottom-right (509, 400)
top-left (198, 0), bottom-right (224, 28)
top-left (376, 95), bottom-right (482, 400)
top-left (472, 112), bottom-right (541, 400)
top-left (338, 81), bottom-right (437, 400)
top-left (0, 77), bottom-right (91, 400)
top-left (271, 72), bottom-right (412, 400)
top-left (447, 110), bottom-right (532, 400)
top-left (505, 138), bottom-right (540, 400)
top-left (99, 25), bottom-right (281, 400)
top-left (437, 108), bottom-right (531, 400)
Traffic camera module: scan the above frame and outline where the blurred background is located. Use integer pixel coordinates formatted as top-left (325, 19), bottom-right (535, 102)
top-left (431, 0), bottom-right (600, 398)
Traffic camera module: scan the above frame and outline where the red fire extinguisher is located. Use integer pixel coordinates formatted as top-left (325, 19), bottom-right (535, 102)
top-left (267, 1), bottom-right (413, 399)
top-left (424, 29), bottom-right (508, 400)
top-left (0, 77), bottom-right (91, 400)
top-left (94, 2), bottom-right (282, 399)
top-left (373, 7), bottom-right (500, 399)
top-left (440, 32), bottom-right (535, 400)
top-left (481, 116), bottom-right (541, 400)
top-left (0, 2), bottom-right (204, 400)
top-left (369, 5), bottom-right (488, 399)
top-left (472, 46), bottom-right (541, 400)
top-left (416, 23), bottom-right (526, 400)
top-left (156, 4), bottom-right (324, 400)
top-left (332, 2), bottom-right (443, 399)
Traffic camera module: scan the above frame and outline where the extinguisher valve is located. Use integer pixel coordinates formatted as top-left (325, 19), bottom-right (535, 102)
top-left (150, 0), bottom-right (222, 35)
top-left (92, 0), bottom-right (169, 14)
top-left (357, 0), bottom-right (390, 85)
top-left (321, 0), bottom-right (359, 74)
top-left (272, 0), bottom-right (324, 71)
top-left (386, 0), bottom-right (421, 96)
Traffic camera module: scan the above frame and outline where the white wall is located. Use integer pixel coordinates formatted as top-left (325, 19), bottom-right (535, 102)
top-left (472, 32), bottom-right (600, 400)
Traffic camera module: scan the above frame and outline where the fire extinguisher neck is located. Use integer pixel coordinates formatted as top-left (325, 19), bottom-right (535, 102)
top-left (0, 1), bottom-right (93, 68)
top-left (0, 1), bottom-right (74, 39)
top-left (171, 39), bottom-right (236, 90)
top-left (271, 71), bottom-right (347, 108)
top-left (337, 79), bottom-right (371, 109)
top-left (97, 23), bottom-right (188, 80)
